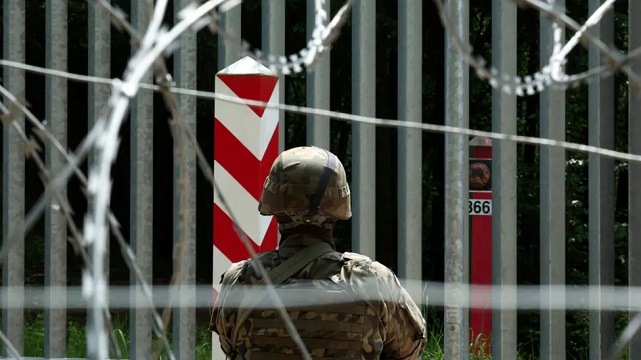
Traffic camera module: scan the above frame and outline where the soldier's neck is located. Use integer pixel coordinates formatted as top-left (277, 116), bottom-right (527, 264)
top-left (279, 225), bottom-right (334, 245)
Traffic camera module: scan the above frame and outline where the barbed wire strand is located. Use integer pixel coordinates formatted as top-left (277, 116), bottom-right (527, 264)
top-left (0, 85), bottom-right (174, 359)
top-left (92, 0), bottom-right (346, 357)
top-left (515, 0), bottom-right (641, 88)
top-left (0, 102), bottom-right (25, 360)
top-left (0, 95), bottom-right (122, 359)
top-left (0, 328), bottom-right (23, 360)
top-left (208, 0), bottom-right (354, 75)
top-left (432, 0), bottom-right (641, 96)
top-left (609, 312), bottom-right (641, 360)
top-left (3, 58), bottom-right (641, 163)
top-left (79, 0), bottom-right (209, 354)
top-left (81, 1), bottom-right (316, 358)
top-left (551, 0), bottom-right (616, 72)
top-left (79, 2), bottom-right (641, 352)
top-left (4, 3), bottom-right (310, 354)
top-left (0, 83), bottom-right (176, 358)
top-left (86, 0), bottom-right (310, 357)
top-left (436, 0), bottom-right (641, 356)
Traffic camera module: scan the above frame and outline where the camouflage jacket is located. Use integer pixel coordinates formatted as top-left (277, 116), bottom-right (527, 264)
top-left (209, 234), bottom-right (427, 359)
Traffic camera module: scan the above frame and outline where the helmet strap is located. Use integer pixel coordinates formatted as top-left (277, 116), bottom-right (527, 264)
top-left (305, 149), bottom-right (336, 217)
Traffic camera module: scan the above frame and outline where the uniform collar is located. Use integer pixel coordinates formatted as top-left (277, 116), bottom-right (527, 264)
top-left (279, 233), bottom-right (336, 250)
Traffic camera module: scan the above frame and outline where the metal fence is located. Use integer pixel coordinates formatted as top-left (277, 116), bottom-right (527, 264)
top-left (0, 0), bottom-right (640, 359)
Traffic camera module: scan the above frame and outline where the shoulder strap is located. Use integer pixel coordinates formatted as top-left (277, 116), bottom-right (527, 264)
top-left (255, 241), bottom-right (334, 286)
top-left (230, 241), bottom-right (334, 350)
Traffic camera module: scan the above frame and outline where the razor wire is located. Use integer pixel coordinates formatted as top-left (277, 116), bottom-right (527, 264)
top-left (0, 0), bottom-right (327, 356)
top-left (433, 0), bottom-right (641, 96)
top-left (0, 94), bottom-right (125, 359)
top-left (78, 0), bottom-right (321, 358)
top-left (0, 86), bottom-right (174, 359)
top-left (3, 58), bottom-right (641, 163)
top-left (1, 0), bottom-right (641, 358)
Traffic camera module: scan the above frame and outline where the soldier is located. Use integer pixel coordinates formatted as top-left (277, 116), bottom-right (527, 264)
top-left (209, 146), bottom-right (426, 359)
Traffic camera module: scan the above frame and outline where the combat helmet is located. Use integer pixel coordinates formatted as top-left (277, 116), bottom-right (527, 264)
top-left (258, 146), bottom-right (351, 228)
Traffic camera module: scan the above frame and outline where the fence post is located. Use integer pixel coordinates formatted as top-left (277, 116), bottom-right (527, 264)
top-left (540, 3), bottom-right (567, 358)
top-left (444, 0), bottom-right (470, 358)
top-left (261, 0), bottom-right (286, 153)
top-left (490, 0), bottom-right (518, 357)
top-left (468, 137), bottom-right (492, 355)
top-left (1, 0), bottom-right (26, 355)
top-left (129, 1), bottom-right (154, 358)
top-left (629, 0), bottom-right (641, 357)
top-left (397, 0), bottom-right (423, 304)
top-left (352, 0), bottom-right (377, 259)
top-left (212, 56), bottom-right (281, 359)
top-left (44, 0), bottom-right (68, 356)
top-left (587, 1), bottom-right (616, 357)
top-left (306, 0), bottom-right (331, 148)
top-left (172, 0), bottom-right (199, 358)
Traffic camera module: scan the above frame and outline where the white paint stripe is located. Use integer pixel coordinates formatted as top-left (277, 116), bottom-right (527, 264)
top-left (212, 332), bottom-right (226, 359)
top-left (217, 56), bottom-right (275, 76)
top-left (212, 246), bottom-right (233, 294)
top-left (215, 76), bottom-right (278, 160)
top-left (212, 246), bottom-right (232, 359)
top-left (260, 84), bottom-right (280, 159)
top-left (213, 160), bottom-right (273, 245)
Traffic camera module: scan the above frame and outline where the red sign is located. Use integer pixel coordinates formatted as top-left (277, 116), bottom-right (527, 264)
top-left (469, 137), bottom-right (492, 355)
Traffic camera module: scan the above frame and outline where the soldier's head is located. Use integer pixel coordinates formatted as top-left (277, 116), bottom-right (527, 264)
top-left (258, 146), bottom-right (351, 231)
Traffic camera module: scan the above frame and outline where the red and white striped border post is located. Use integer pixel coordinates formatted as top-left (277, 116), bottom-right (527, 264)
top-left (212, 56), bottom-right (280, 358)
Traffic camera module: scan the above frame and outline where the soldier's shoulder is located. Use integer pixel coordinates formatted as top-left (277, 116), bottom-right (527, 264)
top-left (340, 252), bottom-right (396, 276)
top-left (219, 260), bottom-right (248, 284)
top-left (221, 250), bottom-right (281, 285)
top-left (340, 251), bottom-right (373, 264)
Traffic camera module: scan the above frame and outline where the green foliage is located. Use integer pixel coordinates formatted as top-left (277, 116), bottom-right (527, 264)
top-left (1, 313), bottom-right (212, 359)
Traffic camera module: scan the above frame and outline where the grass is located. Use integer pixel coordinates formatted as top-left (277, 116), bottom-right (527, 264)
top-left (3, 313), bottom-right (213, 359)
top-left (0, 312), bottom-right (631, 359)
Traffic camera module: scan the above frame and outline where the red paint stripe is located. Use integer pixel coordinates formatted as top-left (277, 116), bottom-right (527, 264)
top-left (212, 204), bottom-right (278, 263)
top-left (214, 119), bottom-right (279, 200)
top-left (217, 74), bottom-right (279, 118)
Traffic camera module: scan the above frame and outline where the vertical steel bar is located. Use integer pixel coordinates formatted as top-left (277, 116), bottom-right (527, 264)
top-left (351, 0), bottom-right (376, 259)
top-left (588, 1), bottom-right (616, 359)
top-left (218, 4), bottom-right (242, 69)
top-left (306, 0), bottom-right (331, 148)
top-left (262, 0), bottom-right (286, 153)
top-left (173, 0), bottom-right (198, 358)
top-left (444, 0), bottom-right (470, 358)
top-left (88, 1), bottom-right (111, 167)
top-left (490, 0), bottom-right (517, 358)
top-left (129, 2), bottom-right (153, 359)
top-left (629, 1), bottom-right (641, 358)
top-left (215, 5), bottom-right (241, 359)
top-left (1, 0), bottom-right (26, 356)
top-left (539, 3), bottom-right (567, 359)
top-left (44, 0), bottom-right (68, 356)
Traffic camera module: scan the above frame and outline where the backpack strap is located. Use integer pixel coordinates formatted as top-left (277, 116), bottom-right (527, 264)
top-left (230, 241), bottom-right (335, 350)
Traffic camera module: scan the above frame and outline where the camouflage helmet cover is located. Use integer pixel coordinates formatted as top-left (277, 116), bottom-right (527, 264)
top-left (258, 146), bottom-right (351, 222)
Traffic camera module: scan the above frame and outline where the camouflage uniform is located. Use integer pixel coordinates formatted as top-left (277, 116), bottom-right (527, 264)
top-left (209, 147), bottom-right (427, 359)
